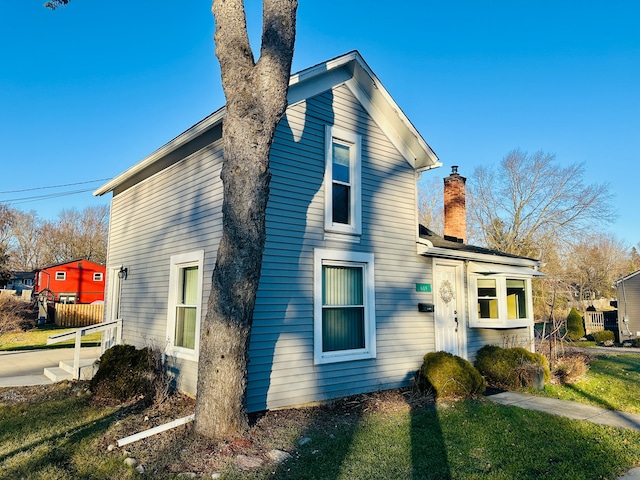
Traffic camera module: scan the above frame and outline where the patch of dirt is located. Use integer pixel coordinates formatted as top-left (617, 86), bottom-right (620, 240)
top-left (0, 382), bottom-right (434, 477)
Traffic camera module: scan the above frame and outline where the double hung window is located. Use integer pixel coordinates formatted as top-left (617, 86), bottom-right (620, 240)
top-left (324, 126), bottom-right (361, 236)
top-left (314, 249), bottom-right (375, 364)
top-left (167, 251), bottom-right (204, 359)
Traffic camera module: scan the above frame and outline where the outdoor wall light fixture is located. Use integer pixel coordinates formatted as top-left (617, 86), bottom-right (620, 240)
top-left (118, 266), bottom-right (128, 280)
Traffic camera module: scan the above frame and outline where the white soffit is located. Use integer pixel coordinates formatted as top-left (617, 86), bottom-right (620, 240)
top-left (95, 51), bottom-right (440, 197)
top-left (468, 262), bottom-right (545, 277)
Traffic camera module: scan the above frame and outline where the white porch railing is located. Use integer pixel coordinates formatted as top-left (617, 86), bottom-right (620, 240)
top-left (584, 311), bottom-right (605, 335)
top-left (47, 319), bottom-right (122, 379)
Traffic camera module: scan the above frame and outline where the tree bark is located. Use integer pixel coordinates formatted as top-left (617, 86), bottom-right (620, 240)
top-left (194, 0), bottom-right (297, 439)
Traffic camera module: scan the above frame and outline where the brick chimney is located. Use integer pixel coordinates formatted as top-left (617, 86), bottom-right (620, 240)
top-left (443, 166), bottom-right (466, 243)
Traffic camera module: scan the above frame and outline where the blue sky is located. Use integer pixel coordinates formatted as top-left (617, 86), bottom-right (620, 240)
top-left (1, 1), bottom-right (638, 246)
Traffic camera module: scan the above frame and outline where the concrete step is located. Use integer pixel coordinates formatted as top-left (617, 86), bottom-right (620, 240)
top-left (44, 367), bottom-right (73, 382)
top-left (43, 358), bottom-right (98, 382)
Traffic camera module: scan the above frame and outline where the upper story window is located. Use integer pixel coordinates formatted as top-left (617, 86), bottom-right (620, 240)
top-left (55, 271), bottom-right (66, 281)
top-left (93, 272), bottom-right (104, 282)
top-left (324, 126), bottom-right (361, 237)
top-left (469, 274), bottom-right (533, 328)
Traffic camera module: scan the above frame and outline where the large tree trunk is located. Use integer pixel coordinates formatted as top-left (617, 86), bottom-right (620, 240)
top-left (194, 0), bottom-right (297, 439)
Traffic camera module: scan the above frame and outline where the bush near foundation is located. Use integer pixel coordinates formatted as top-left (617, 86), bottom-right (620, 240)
top-left (417, 351), bottom-right (485, 399)
top-left (590, 330), bottom-right (615, 344)
top-left (90, 344), bottom-right (156, 404)
top-left (475, 345), bottom-right (550, 390)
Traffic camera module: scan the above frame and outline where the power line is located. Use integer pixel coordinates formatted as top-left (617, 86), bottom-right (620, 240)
top-left (0, 178), bottom-right (111, 195)
top-left (3, 188), bottom-right (98, 205)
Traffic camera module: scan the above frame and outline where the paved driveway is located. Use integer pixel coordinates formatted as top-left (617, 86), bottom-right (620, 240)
top-left (0, 346), bottom-right (101, 386)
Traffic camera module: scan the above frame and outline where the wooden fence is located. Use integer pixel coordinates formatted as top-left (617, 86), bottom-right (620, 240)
top-left (584, 311), bottom-right (605, 335)
top-left (54, 303), bottom-right (104, 327)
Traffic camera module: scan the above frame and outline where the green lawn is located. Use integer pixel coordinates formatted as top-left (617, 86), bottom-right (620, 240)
top-left (4, 351), bottom-right (640, 478)
top-left (0, 326), bottom-right (102, 351)
top-left (2, 384), bottom-right (640, 480)
top-left (540, 352), bottom-right (640, 414)
top-left (258, 400), bottom-right (640, 480)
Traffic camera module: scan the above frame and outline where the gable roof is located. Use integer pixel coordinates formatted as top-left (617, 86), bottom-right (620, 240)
top-left (35, 259), bottom-right (105, 272)
top-left (418, 225), bottom-right (543, 271)
top-left (617, 269), bottom-right (640, 284)
top-left (94, 51), bottom-right (440, 197)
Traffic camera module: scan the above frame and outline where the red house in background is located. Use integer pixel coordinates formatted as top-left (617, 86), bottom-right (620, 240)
top-left (34, 259), bottom-right (106, 304)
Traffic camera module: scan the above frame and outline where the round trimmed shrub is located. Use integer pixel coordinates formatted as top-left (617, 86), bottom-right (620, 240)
top-left (590, 330), bottom-right (615, 343)
top-left (90, 344), bottom-right (155, 403)
top-left (566, 307), bottom-right (585, 341)
top-left (417, 351), bottom-right (485, 399)
top-left (475, 345), bottom-right (550, 389)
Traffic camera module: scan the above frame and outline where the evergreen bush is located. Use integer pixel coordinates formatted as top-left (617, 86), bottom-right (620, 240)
top-left (566, 307), bottom-right (586, 341)
top-left (591, 330), bottom-right (615, 343)
top-left (90, 344), bottom-right (156, 403)
top-left (475, 345), bottom-right (550, 389)
top-left (417, 351), bottom-right (485, 399)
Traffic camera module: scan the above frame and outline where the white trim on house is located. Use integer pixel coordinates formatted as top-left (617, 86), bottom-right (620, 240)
top-left (324, 126), bottom-right (362, 237)
top-left (94, 51), bottom-right (440, 199)
top-left (166, 250), bottom-right (205, 361)
top-left (313, 248), bottom-right (376, 365)
top-left (417, 240), bottom-right (542, 269)
top-left (468, 262), bottom-right (545, 277)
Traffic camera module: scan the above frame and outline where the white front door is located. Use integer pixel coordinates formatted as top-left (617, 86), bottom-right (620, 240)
top-left (434, 261), bottom-right (465, 357)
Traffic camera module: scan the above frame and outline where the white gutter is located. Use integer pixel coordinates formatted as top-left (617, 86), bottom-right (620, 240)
top-left (417, 240), bottom-right (541, 268)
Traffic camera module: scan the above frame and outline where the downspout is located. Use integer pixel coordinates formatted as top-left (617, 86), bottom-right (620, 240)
top-left (620, 278), bottom-right (632, 338)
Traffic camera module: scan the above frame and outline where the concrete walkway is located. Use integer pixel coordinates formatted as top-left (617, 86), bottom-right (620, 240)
top-left (486, 391), bottom-right (640, 479)
top-left (0, 346), bottom-right (101, 387)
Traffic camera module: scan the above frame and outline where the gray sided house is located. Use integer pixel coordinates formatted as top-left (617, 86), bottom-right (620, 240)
top-left (95, 51), bottom-right (542, 412)
top-left (617, 270), bottom-right (640, 342)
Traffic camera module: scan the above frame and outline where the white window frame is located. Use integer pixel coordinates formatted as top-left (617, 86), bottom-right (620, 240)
top-left (314, 248), bottom-right (376, 364)
top-left (468, 274), bottom-right (534, 328)
top-left (55, 271), bottom-right (66, 281)
top-left (166, 250), bottom-right (204, 360)
top-left (93, 272), bottom-right (104, 282)
top-left (324, 126), bottom-right (362, 236)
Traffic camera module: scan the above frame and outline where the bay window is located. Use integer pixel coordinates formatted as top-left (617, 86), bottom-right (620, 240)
top-left (469, 274), bottom-right (533, 328)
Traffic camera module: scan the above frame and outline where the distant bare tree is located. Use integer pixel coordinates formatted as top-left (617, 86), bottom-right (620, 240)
top-left (566, 233), bottom-right (628, 302)
top-left (0, 205), bottom-right (15, 285)
top-left (8, 210), bottom-right (44, 271)
top-left (629, 244), bottom-right (640, 274)
top-left (418, 176), bottom-right (443, 235)
top-left (468, 149), bottom-right (615, 258)
top-left (40, 205), bottom-right (109, 265)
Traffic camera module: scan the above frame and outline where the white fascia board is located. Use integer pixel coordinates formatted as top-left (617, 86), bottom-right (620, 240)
top-left (419, 244), bottom-right (541, 269)
top-left (93, 108), bottom-right (225, 196)
top-left (617, 269), bottom-right (640, 285)
top-left (95, 51), bottom-right (439, 195)
top-left (468, 261), bottom-right (545, 277)
top-left (344, 56), bottom-right (439, 170)
top-left (290, 51), bottom-right (439, 171)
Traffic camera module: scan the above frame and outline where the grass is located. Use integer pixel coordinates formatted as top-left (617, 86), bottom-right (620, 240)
top-left (0, 325), bottom-right (102, 351)
top-left (2, 384), bottom-right (640, 479)
top-left (540, 352), bottom-right (640, 414)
